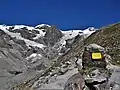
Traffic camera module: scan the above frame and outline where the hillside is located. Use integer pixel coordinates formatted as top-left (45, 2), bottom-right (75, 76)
top-left (23, 23), bottom-right (120, 90)
top-left (0, 24), bottom-right (95, 90)
top-left (0, 23), bottom-right (120, 90)
top-left (84, 23), bottom-right (120, 65)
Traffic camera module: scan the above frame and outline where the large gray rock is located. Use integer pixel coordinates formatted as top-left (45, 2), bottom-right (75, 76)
top-left (43, 26), bottom-right (63, 46)
top-left (64, 73), bottom-right (85, 90)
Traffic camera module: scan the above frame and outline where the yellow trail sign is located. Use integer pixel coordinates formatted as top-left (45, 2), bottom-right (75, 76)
top-left (92, 53), bottom-right (102, 59)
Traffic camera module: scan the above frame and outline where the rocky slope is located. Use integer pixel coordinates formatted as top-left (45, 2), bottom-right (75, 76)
top-left (0, 24), bottom-right (96, 90)
top-left (0, 23), bottom-right (120, 90)
top-left (84, 23), bottom-right (120, 65)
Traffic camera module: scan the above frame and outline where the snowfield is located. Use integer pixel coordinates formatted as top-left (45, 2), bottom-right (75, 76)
top-left (0, 25), bottom-right (45, 49)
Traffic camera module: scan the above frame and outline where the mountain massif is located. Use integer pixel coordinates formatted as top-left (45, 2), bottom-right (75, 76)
top-left (0, 23), bottom-right (119, 90)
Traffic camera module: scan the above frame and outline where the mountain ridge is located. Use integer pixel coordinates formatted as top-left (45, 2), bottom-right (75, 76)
top-left (0, 23), bottom-right (96, 90)
top-left (0, 23), bottom-right (120, 90)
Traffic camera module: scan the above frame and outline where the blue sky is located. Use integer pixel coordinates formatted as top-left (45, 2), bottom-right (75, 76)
top-left (0, 0), bottom-right (120, 29)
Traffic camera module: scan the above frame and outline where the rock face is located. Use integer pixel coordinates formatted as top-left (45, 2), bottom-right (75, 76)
top-left (43, 26), bottom-right (63, 46)
top-left (0, 30), bottom-right (27, 72)
top-left (82, 44), bottom-right (107, 73)
top-left (0, 30), bottom-right (12, 48)
top-left (0, 30), bottom-right (27, 88)
top-left (64, 73), bottom-right (85, 90)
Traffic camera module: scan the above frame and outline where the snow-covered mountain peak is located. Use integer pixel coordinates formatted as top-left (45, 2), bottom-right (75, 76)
top-left (35, 24), bottom-right (51, 28)
top-left (55, 27), bottom-right (97, 53)
top-left (82, 27), bottom-right (97, 37)
top-left (0, 24), bottom-right (46, 49)
top-left (0, 24), bottom-right (97, 50)
top-left (87, 27), bottom-right (96, 30)
top-left (13, 25), bottom-right (34, 30)
top-left (0, 25), bottom-right (11, 30)
top-left (61, 27), bottom-right (97, 40)
top-left (0, 24), bottom-right (51, 31)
